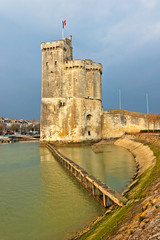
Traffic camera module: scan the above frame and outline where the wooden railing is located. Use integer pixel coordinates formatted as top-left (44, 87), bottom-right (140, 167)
top-left (46, 143), bottom-right (127, 208)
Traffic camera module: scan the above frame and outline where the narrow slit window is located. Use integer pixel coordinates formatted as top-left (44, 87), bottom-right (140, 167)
top-left (55, 61), bottom-right (57, 65)
top-left (88, 131), bottom-right (91, 136)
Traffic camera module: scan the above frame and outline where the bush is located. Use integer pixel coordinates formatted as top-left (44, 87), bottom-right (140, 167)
top-left (140, 129), bottom-right (160, 133)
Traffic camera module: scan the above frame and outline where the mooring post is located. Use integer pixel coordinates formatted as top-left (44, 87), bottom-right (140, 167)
top-left (103, 193), bottom-right (106, 208)
top-left (80, 174), bottom-right (83, 182)
top-left (106, 196), bottom-right (109, 207)
top-left (76, 171), bottom-right (79, 179)
top-left (92, 184), bottom-right (95, 196)
top-left (85, 178), bottom-right (88, 188)
top-left (47, 144), bottom-right (127, 208)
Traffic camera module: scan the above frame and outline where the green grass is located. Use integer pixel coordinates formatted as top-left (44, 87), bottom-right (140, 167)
top-left (77, 143), bottom-right (160, 240)
top-left (127, 144), bottom-right (160, 200)
top-left (78, 204), bottom-right (133, 240)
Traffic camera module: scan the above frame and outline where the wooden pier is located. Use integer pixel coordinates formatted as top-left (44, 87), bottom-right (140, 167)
top-left (46, 143), bottom-right (127, 208)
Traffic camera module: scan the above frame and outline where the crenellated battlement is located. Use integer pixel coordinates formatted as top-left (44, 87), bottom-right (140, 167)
top-left (40, 36), bottom-right (103, 143)
top-left (41, 36), bottom-right (72, 51)
top-left (64, 59), bottom-right (102, 74)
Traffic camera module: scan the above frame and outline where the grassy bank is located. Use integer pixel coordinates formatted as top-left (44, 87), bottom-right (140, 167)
top-left (76, 141), bottom-right (160, 240)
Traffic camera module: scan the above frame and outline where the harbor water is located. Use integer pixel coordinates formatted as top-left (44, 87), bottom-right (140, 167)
top-left (0, 142), bottom-right (136, 240)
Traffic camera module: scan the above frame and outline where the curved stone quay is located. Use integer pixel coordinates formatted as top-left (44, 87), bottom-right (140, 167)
top-left (46, 143), bottom-right (127, 208)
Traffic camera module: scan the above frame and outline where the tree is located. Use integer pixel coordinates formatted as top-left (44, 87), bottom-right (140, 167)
top-left (27, 124), bottom-right (34, 132)
top-left (11, 123), bottom-right (20, 132)
top-left (35, 123), bottom-right (40, 131)
top-left (0, 122), bottom-right (4, 134)
top-left (146, 113), bottom-right (160, 133)
top-left (21, 125), bottom-right (27, 134)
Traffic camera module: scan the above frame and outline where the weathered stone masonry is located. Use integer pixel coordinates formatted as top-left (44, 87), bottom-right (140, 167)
top-left (40, 37), bottom-right (160, 143)
top-left (40, 36), bottom-right (102, 143)
top-left (102, 109), bottom-right (160, 139)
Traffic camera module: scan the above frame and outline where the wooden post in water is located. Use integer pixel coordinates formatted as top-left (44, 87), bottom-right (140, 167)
top-left (103, 193), bottom-right (107, 207)
top-left (92, 184), bottom-right (95, 196)
top-left (46, 143), bottom-right (127, 208)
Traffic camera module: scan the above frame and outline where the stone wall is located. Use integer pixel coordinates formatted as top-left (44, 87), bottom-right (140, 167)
top-left (40, 36), bottom-right (160, 143)
top-left (41, 97), bottom-right (102, 143)
top-left (102, 110), bottom-right (160, 139)
top-left (63, 59), bottom-right (102, 99)
top-left (114, 137), bottom-right (156, 176)
top-left (40, 36), bottom-right (103, 143)
top-left (41, 37), bottom-right (73, 99)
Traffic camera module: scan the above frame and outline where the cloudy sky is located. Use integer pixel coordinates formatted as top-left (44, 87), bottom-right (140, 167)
top-left (0, 0), bottom-right (160, 120)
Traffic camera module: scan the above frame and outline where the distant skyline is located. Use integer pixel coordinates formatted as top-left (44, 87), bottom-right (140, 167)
top-left (0, 0), bottom-right (160, 120)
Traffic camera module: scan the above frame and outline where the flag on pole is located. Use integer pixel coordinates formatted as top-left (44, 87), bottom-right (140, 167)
top-left (62, 20), bottom-right (66, 28)
top-left (62, 20), bottom-right (66, 39)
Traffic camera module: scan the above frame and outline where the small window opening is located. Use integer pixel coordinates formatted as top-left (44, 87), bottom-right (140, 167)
top-left (88, 131), bottom-right (91, 136)
top-left (86, 114), bottom-right (92, 120)
top-left (51, 52), bottom-right (52, 55)
top-left (46, 62), bottom-right (48, 66)
top-left (59, 101), bottom-right (65, 108)
top-left (55, 61), bottom-right (57, 65)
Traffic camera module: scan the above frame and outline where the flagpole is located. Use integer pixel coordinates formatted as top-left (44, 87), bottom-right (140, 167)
top-left (119, 89), bottom-right (122, 110)
top-left (62, 21), bottom-right (64, 39)
top-left (62, 28), bottom-right (64, 39)
top-left (62, 20), bottom-right (66, 39)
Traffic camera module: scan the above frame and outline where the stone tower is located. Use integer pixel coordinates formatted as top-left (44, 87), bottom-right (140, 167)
top-left (40, 36), bottom-right (103, 143)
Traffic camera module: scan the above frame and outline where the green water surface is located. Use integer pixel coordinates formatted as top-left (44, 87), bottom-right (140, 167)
top-left (0, 142), bottom-right (135, 240)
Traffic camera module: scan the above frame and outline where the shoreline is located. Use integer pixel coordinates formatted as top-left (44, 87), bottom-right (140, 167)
top-left (71, 136), bottom-right (157, 240)
top-left (3, 136), bottom-right (157, 239)
top-left (19, 140), bottom-right (39, 143)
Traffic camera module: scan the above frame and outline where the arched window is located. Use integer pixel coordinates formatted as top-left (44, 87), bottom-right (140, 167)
top-left (86, 114), bottom-right (92, 120)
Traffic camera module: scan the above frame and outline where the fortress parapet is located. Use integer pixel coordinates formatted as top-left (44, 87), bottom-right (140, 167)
top-left (64, 59), bottom-right (102, 74)
top-left (41, 35), bottom-right (72, 51)
top-left (40, 36), bottom-right (102, 143)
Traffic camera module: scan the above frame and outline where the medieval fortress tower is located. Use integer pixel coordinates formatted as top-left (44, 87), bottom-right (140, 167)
top-left (40, 36), bottom-right (103, 143)
top-left (40, 36), bottom-right (160, 143)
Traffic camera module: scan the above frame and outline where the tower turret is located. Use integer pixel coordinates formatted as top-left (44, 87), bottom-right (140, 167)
top-left (41, 37), bottom-right (73, 98)
top-left (40, 36), bottom-right (103, 143)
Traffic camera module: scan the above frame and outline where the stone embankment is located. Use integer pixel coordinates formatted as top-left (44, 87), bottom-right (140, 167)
top-left (107, 180), bottom-right (160, 240)
top-left (114, 137), bottom-right (156, 176)
top-left (108, 136), bottom-right (160, 240)
top-left (76, 136), bottom-right (159, 240)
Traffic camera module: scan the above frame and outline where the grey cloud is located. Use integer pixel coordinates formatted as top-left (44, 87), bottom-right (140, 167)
top-left (0, 0), bottom-right (160, 119)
